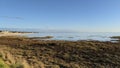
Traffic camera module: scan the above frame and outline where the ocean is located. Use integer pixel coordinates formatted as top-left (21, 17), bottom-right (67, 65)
top-left (0, 28), bottom-right (120, 42)
top-left (24, 32), bottom-right (120, 42)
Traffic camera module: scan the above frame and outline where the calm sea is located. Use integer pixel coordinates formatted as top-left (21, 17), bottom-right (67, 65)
top-left (1, 28), bottom-right (120, 41)
top-left (24, 32), bottom-right (120, 42)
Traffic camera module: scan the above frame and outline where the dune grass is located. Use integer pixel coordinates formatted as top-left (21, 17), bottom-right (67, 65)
top-left (0, 48), bottom-right (25, 68)
top-left (0, 59), bottom-right (9, 68)
top-left (0, 58), bottom-right (24, 68)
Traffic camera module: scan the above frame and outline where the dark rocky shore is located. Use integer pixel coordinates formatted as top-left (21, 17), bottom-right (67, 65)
top-left (0, 36), bottom-right (120, 68)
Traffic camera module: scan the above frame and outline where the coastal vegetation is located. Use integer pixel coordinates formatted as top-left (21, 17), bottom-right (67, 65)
top-left (0, 36), bottom-right (120, 68)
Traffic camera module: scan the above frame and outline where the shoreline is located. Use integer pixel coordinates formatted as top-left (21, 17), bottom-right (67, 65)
top-left (0, 36), bottom-right (120, 68)
top-left (0, 31), bottom-right (34, 37)
top-left (0, 31), bottom-right (120, 43)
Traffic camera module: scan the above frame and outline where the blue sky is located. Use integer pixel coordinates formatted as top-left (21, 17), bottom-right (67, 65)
top-left (0, 0), bottom-right (120, 32)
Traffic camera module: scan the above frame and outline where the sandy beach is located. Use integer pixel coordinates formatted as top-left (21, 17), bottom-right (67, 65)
top-left (0, 31), bottom-right (31, 37)
top-left (0, 32), bottom-right (23, 36)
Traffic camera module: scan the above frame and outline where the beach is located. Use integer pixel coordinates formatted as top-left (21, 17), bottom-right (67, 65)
top-left (0, 35), bottom-right (120, 68)
top-left (1, 0), bottom-right (120, 68)
top-left (0, 32), bottom-right (23, 36)
top-left (0, 31), bottom-right (33, 37)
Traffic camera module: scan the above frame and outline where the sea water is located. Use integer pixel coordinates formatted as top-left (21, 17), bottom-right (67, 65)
top-left (25, 32), bottom-right (120, 42)
top-left (0, 28), bottom-right (120, 41)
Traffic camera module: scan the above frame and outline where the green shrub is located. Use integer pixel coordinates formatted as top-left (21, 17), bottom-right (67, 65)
top-left (10, 63), bottom-right (24, 68)
top-left (0, 54), bottom-right (2, 58)
top-left (0, 59), bottom-right (9, 68)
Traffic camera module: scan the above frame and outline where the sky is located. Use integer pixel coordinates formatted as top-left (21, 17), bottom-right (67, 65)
top-left (0, 0), bottom-right (120, 32)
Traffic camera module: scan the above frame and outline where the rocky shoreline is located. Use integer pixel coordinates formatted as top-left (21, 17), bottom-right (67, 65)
top-left (0, 36), bottom-right (120, 68)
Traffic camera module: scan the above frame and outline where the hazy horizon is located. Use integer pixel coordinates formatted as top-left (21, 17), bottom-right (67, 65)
top-left (1, 0), bottom-right (120, 32)
top-left (1, 27), bottom-right (120, 32)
